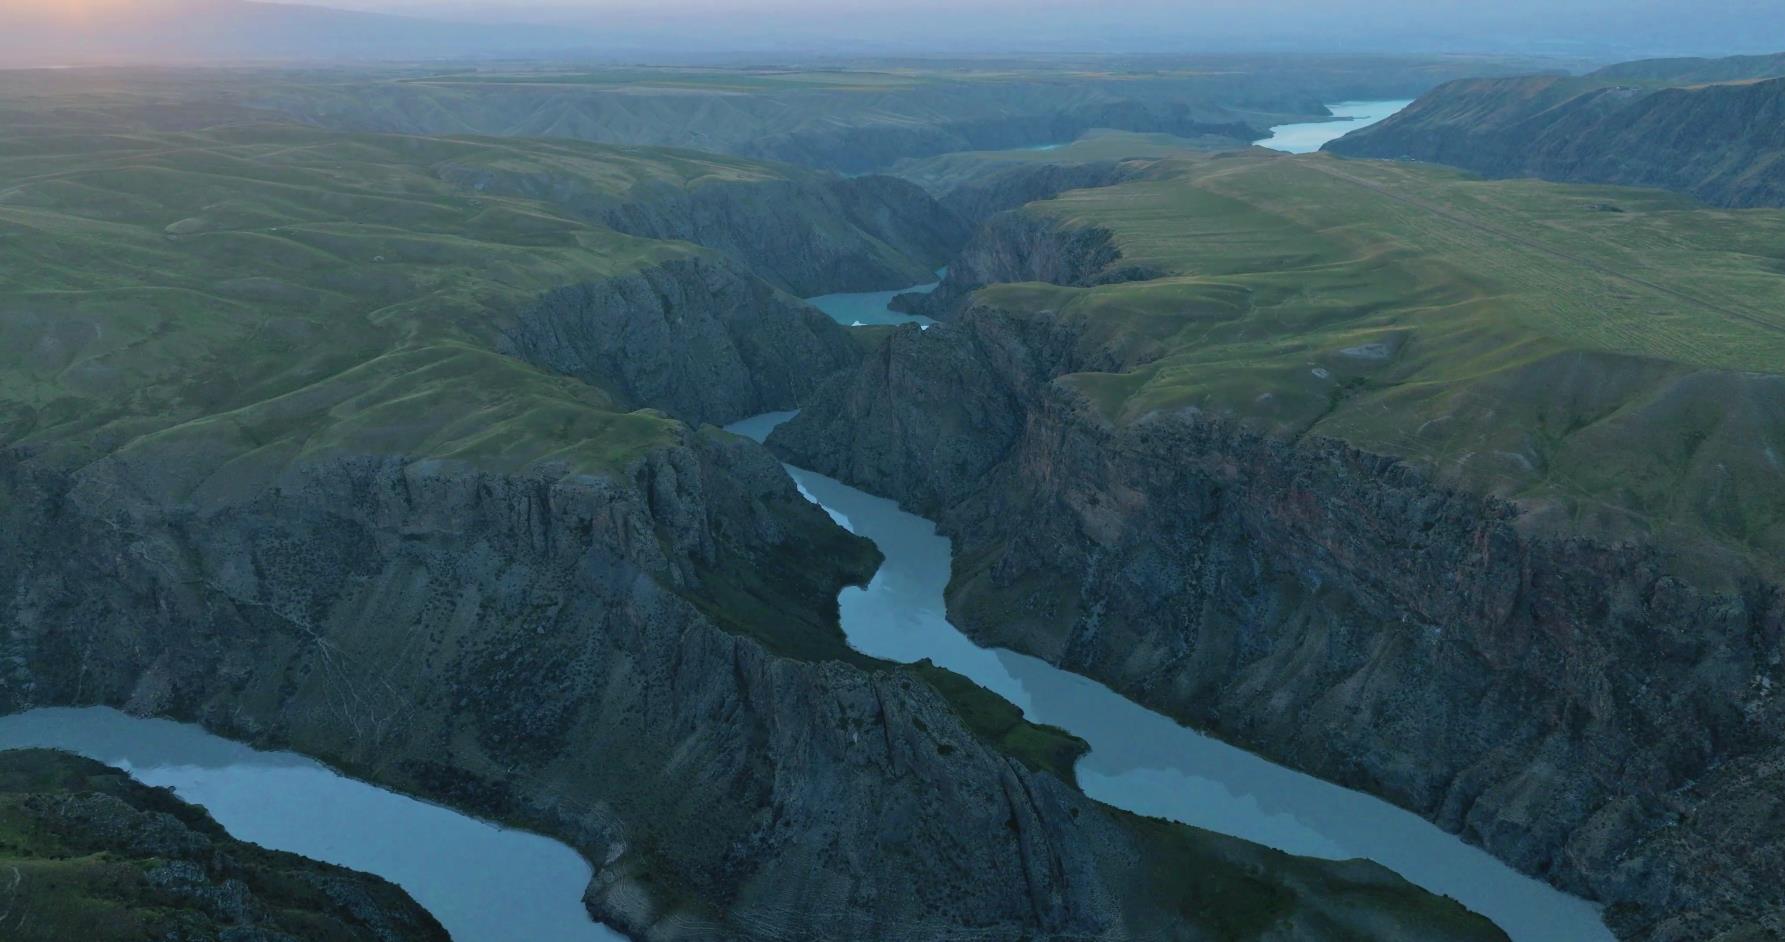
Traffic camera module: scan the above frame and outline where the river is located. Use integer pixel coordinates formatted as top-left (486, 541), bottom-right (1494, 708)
top-left (0, 274), bottom-right (1611, 942)
top-left (0, 706), bottom-right (625, 942)
top-left (726, 356), bottom-right (1613, 942)
top-left (1262, 99), bottom-right (1413, 153)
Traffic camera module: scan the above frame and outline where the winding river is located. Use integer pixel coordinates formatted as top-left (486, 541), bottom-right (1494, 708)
top-left (0, 275), bottom-right (1609, 942)
top-left (727, 276), bottom-right (1615, 941)
top-left (1263, 99), bottom-right (1413, 153)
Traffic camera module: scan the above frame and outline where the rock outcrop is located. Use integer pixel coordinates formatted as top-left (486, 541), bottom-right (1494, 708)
top-left (769, 230), bottom-right (1785, 942)
top-left (0, 748), bottom-right (449, 942)
top-left (900, 208), bottom-right (1155, 320)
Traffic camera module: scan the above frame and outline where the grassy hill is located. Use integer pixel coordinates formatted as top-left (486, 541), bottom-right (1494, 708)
top-left (0, 56), bottom-right (1563, 175)
top-left (891, 129), bottom-right (1230, 191)
top-left (962, 152), bottom-right (1785, 562)
top-left (0, 118), bottom-right (964, 482)
top-left (0, 123), bottom-right (706, 480)
top-left (1326, 51), bottom-right (1785, 208)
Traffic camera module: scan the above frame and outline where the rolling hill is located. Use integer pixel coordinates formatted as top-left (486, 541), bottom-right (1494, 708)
top-left (1327, 51), bottom-right (1785, 207)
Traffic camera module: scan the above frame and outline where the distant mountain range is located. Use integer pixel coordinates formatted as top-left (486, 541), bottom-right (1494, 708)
top-left (1327, 50), bottom-right (1785, 208)
top-left (1, 0), bottom-right (594, 65)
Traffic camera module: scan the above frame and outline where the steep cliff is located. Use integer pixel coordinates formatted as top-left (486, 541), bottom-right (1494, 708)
top-left (501, 257), bottom-right (860, 427)
top-left (769, 154), bottom-right (1785, 941)
top-left (1326, 63), bottom-right (1785, 208)
top-left (0, 749), bottom-right (450, 942)
top-left (0, 420), bottom-right (1505, 942)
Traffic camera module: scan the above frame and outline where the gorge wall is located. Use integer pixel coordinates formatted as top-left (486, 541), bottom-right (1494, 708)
top-left (500, 257), bottom-right (862, 427)
top-left (0, 405), bottom-right (1511, 941)
top-left (437, 163), bottom-right (968, 297)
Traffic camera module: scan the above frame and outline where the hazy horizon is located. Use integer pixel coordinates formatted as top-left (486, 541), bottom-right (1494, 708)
top-left (4, 0), bottom-right (1784, 66)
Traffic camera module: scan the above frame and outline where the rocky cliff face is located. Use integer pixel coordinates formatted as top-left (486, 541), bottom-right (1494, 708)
top-left (500, 256), bottom-right (861, 427)
top-left (769, 231), bottom-right (1785, 942)
top-left (0, 748), bottom-right (450, 942)
top-left (904, 209), bottom-right (1154, 320)
top-left (0, 414), bottom-right (1505, 941)
top-left (1327, 73), bottom-right (1785, 209)
top-left (438, 164), bottom-right (966, 296)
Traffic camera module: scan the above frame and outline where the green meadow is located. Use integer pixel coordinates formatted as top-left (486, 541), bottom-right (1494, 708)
top-left (0, 124), bottom-right (787, 476)
top-left (979, 152), bottom-right (1785, 561)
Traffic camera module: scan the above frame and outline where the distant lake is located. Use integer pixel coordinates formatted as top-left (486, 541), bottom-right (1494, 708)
top-left (1262, 100), bottom-right (1412, 153)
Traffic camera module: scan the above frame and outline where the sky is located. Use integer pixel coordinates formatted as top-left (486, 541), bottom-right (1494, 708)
top-left (268, 0), bottom-right (1785, 55)
top-left (3, 0), bottom-right (1783, 62)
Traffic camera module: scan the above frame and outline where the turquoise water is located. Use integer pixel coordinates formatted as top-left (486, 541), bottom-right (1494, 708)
top-left (0, 707), bottom-right (625, 942)
top-left (805, 269), bottom-right (943, 327)
top-left (726, 408), bottom-right (1614, 942)
top-left (1262, 99), bottom-right (1413, 153)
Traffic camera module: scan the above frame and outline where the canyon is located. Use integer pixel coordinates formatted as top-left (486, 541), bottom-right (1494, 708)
top-left (770, 151), bottom-right (1785, 941)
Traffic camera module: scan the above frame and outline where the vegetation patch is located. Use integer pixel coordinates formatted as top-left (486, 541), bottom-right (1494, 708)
top-left (0, 749), bottom-right (447, 942)
top-left (905, 661), bottom-right (1088, 784)
top-left (975, 152), bottom-right (1785, 559)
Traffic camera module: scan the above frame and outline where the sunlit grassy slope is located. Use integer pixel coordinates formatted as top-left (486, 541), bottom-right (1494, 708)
top-left (890, 128), bottom-right (1233, 196)
top-left (979, 152), bottom-right (1785, 558)
top-left (0, 123), bottom-right (833, 476)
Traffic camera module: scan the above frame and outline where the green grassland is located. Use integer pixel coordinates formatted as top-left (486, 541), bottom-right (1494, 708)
top-left (0, 122), bottom-right (813, 476)
top-left (977, 152), bottom-right (1785, 562)
top-left (402, 67), bottom-right (941, 93)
